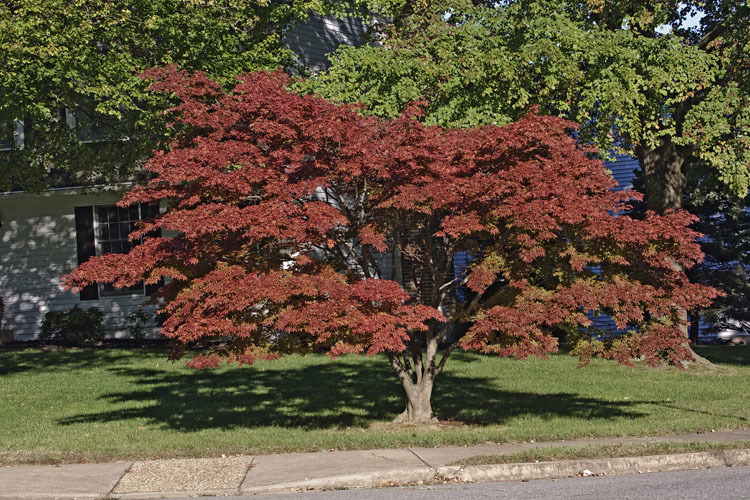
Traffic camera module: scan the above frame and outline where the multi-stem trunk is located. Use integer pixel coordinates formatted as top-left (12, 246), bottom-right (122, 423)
top-left (392, 372), bottom-right (437, 424)
top-left (387, 326), bottom-right (457, 424)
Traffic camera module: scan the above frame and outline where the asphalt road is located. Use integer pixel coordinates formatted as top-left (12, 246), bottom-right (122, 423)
top-left (172, 466), bottom-right (750, 500)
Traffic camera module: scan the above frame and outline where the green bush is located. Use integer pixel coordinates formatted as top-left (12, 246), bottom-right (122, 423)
top-left (126, 309), bottom-right (152, 340)
top-left (40, 306), bottom-right (105, 346)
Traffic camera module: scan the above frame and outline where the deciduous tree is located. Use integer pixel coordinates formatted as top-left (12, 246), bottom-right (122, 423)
top-left (64, 68), bottom-right (717, 423)
top-left (301, 0), bottom-right (750, 212)
top-left (0, 0), bottom-right (392, 191)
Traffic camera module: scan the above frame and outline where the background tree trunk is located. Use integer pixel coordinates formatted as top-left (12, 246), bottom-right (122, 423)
top-left (636, 142), bottom-right (715, 367)
top-left (637, 140), bottom-right (688, 213)
top-left (689, 311), bottom-right (701, 345)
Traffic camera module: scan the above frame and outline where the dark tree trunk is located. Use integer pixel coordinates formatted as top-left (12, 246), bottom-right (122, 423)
top-left (636, 139), bottom-right (688, 213)
top-left (689, 311), bottom-right (701, 345)
top-left (636, 141), bottom-right (715, 367)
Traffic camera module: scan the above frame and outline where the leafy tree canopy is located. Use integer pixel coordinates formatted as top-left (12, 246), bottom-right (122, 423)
top-left (300, 0), bottom-right (750, 210)
top-left (64, 68), bottom-right (717, 422)
top-left (684, 162), bottom-right (750, 329)
top-left (0, 0), bottom-right (396, 191)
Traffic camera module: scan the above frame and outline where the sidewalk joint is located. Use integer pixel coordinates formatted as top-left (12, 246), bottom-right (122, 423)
top-left (105, 462), bottom-right (133, 499)
top-left (407, 448), bottom-right (434, 469)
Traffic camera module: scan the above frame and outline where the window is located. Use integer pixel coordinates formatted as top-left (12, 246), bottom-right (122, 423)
top-left (75, 203), bottom-right (161, 301)
top-left (94, 204), bottom-right (144, 296)
top-left (0, 120), bottom-right (25, 151)
top-left (65, 106), bottom-right (115, 143)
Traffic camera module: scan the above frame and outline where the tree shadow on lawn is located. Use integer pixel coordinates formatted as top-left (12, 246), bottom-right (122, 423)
top-left (57, 360), bottom-right (645, 431)
top-left (0, 348), bottom-right (162, 377)
top-left (693, 346), bottom-right (750, 366)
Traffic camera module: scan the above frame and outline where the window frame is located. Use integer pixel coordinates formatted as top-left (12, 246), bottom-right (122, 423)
top-left (0, 120), bottom-right (25, 151)
top-left (92, 203), bottom-right (146, 298)
top-left (65, 106), bottom-right (116, 144)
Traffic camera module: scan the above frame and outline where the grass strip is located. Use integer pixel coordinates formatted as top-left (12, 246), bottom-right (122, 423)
top-left (451, 441), bottom-right (750, 466)
top-left (1, 346), bottom-right (748, 465)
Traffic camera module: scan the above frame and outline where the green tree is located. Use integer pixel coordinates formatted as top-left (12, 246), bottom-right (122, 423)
top-left (300, 0), bottom-right (749, 364)
top-left (0, 0), bottom-right (393, 191)
top-left (64, 69), bottom-right (717, 422)
top-left (300, 0), bottom-right (750, 213)
top-left (683, 163), bottom-right (750, 341)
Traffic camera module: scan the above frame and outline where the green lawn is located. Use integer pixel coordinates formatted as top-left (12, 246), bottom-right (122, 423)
top-left (0, 346), bottom-right (748, 464)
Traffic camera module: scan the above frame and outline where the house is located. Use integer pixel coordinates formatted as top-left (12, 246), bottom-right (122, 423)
top-left (0, 13), bottom-right (370, 341)
top-left (0, 11), bottom-right (648, 343)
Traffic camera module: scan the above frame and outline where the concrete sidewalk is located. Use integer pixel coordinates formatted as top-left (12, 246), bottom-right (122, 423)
top-left (2, 429), bottom-right (749, 500)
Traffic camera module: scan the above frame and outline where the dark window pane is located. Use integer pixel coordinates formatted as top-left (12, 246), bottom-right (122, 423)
top-left (119, 222), bottom-right (130, 238)
top-left (118, 206), bottom-right (129, 221)
top-left (107, 206), bottom-right (118, 223)
top-left (97, 206), bottom-right (108, 222)
top-left (122, 240), bottom-right (131, 253)
top-left (101, 242), bottom-right (112, 254)
top-left (97, 224), bottom-right (109, 240)
top-left (111, 241), bottom-right (123, 254)
top-left (129, 205), bottom-right (140, 220)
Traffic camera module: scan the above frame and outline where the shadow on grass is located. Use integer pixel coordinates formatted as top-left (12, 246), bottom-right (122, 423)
top-left (0, 348), bottom-right (164, 377)
top-left (694, 346), bottom-right (750, 366)
top-left (57, 358), bottom-right (645, 431)
top-left (637, 400), bottom-right (748, 423)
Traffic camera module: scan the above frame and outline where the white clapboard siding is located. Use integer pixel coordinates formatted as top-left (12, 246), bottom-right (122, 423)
top-left (1, 15), bottom-right (373, 342)
top-left (0, 189), bottom-right (158, 340)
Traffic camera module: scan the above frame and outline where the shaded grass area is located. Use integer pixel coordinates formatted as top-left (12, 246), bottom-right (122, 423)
top-left (0, 346), bottom-right (748, 464)
top-left (451, 440), bottom-right (750, 466)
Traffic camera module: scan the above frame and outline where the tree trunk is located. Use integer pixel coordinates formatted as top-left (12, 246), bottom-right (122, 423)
top-left (636, 139), bottom-right (687, 213)
top-left (689, 311), bottom-right (701, 345)
top-left (392, 377), bottom-right (437, 424)
top-left (387, 329), bottom-right (456, 424)
top-left (636, 142), bottom-right (715, 368)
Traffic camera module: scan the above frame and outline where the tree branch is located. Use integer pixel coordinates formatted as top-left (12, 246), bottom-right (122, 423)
top-left (387, 352), bottom-right (415, 393)
top-left (402, 352), bottom-right (415, 384)
top-left (435, 341), bottom-right (460, 377)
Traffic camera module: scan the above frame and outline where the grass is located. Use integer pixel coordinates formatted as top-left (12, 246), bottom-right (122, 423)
top-left (451, 440), bottom-right (750, 466)
top-left (0, 345), bottom-right (748, 464)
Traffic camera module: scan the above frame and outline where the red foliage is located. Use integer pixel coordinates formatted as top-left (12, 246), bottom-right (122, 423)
top-left (64, 67), bottom-right (718, 369)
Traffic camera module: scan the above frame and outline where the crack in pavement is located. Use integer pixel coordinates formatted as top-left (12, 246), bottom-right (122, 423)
top-left (407, 449), bottom-right (434, 469)
top-left (368, 451), bottom-right (419, 465)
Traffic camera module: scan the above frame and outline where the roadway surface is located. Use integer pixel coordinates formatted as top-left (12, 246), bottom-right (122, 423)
top-left (169, 466), bottom-right (750, 500)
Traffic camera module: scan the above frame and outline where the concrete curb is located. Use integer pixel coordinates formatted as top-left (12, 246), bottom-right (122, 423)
top-left (238, 448), bottom-right (750, 495)
top-left (112, 488), bottom-right (239, 499)
top-left (436, 448), bottom-right (750, 484)
top-left (240, 466), bottom-right (435, 494)
top-left (3, 441), bottom-right (749, 499)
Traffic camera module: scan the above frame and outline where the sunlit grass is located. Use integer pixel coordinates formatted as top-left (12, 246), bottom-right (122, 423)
top-left (0, 345), bottom-right (748, 464)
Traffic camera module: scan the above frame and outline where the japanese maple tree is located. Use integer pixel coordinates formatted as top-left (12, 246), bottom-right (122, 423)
top-left (64, 68), bottom-right (718, 423)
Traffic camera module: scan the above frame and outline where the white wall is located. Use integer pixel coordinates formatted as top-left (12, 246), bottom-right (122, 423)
top-left (0, 188), bottom-right (158, 340)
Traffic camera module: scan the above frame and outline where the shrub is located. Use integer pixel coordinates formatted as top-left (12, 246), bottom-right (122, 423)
top-left (126, 309), bottom-right (152, 341)
top-left (40, 306), bottom-right (105, 346)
